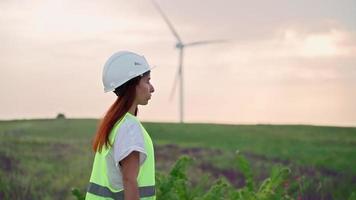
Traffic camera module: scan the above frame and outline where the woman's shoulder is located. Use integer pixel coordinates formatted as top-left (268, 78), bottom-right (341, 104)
top-left (116, 113), bottom-right (143, 135)
top-left (122, 113), bottom-right (142, 127)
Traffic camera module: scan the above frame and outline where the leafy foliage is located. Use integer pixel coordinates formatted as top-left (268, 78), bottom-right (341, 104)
top-left (71, 188), bottom-right (85, 200)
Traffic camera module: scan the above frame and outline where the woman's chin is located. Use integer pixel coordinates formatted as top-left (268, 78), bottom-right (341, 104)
top-left (139, 101), bottom-right (149, 106)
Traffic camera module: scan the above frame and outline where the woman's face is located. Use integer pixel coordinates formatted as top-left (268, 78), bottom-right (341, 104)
top-left (135, 73), bottom-right (155, 105)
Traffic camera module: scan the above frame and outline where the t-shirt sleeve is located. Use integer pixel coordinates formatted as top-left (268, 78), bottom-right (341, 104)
top-left (113, 119), bottom-right (147, 167)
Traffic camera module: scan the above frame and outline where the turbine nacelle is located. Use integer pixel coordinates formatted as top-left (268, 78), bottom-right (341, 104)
top-left (175, 42), bottom-right (184, 49)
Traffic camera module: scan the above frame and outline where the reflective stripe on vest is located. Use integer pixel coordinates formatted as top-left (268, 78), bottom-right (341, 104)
top-left (87, 182), bottom-right (155, 200)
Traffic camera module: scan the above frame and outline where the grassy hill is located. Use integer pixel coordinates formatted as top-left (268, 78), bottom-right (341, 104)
top-left (0, 119), bottom-right (355, 199)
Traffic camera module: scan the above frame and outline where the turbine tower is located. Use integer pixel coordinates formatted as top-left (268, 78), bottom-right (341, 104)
top-left (151, 0), bottom-right (226, 123)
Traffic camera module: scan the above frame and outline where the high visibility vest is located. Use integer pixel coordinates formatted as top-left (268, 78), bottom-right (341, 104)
top-left (86, 112), bottom-right (156, 200)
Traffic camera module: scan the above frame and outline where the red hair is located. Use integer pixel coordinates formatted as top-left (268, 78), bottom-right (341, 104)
top-left (92, 75), bottom-right (142, 152)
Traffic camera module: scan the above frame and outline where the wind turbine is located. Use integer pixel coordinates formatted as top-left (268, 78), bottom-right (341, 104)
top-left (150, 0), bottom-right (226, 123)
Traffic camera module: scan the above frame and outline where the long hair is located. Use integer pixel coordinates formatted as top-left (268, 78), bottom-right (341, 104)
top-left (92, 71), bottom-right (149, 152)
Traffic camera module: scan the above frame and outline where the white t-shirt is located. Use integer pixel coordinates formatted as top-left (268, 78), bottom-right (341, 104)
top-left (106, 115), bottom-right (147, 190)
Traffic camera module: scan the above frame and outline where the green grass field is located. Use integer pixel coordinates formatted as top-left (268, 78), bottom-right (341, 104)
top-left (0, 118), bottom-right (355, 199)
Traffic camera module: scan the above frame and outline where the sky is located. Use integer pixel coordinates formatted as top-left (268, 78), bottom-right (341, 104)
top-left (0, 0), bottom-right (355, 127)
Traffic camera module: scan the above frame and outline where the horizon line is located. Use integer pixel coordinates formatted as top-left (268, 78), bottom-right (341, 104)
top-left (1, 117), bottom-right (355, 129)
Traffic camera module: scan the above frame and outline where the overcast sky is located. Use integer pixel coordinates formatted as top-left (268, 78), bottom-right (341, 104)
top-left (1, 0), bottom-right (355, 127)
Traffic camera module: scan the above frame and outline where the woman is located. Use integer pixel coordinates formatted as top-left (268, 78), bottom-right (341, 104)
top-left (86, 51), bottom-right (156, 200)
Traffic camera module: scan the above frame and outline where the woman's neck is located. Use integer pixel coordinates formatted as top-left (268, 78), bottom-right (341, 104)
top-left (128, 103), bottom-right (137, 116)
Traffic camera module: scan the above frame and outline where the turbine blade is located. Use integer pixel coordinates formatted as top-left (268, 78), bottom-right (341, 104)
top-left (169, 68), bottom-right (180, 101)
top-left (150, 0), bottom-right (182, 43)
top-left (184, 39), bottom-right (228, 47)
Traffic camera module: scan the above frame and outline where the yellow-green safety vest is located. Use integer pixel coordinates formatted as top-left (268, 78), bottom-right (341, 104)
top-left (86, 112), bottom-right (156, 200)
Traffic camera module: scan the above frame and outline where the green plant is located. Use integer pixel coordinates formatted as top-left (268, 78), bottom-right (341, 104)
top-left (156, 156), bottom-right (194, 200)
top-left (71, 187), bottom-right (85, 200)
top-left (156, 153), bottom-right (293, 200)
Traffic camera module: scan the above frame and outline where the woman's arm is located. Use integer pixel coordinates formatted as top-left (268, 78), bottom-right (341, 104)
top-left (120, 151), bottom-right (140, 200)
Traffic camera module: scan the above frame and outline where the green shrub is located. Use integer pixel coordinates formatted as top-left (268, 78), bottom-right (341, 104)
top-left (71, 187), bottom-right (85, 200)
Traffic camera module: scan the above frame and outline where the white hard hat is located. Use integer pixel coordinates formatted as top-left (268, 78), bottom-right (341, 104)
top-left (102, 51), bottom-right (154, 93)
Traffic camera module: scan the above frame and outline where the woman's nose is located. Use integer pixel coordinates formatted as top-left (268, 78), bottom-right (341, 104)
top-left (150, 84), bottom-right (155, 93)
